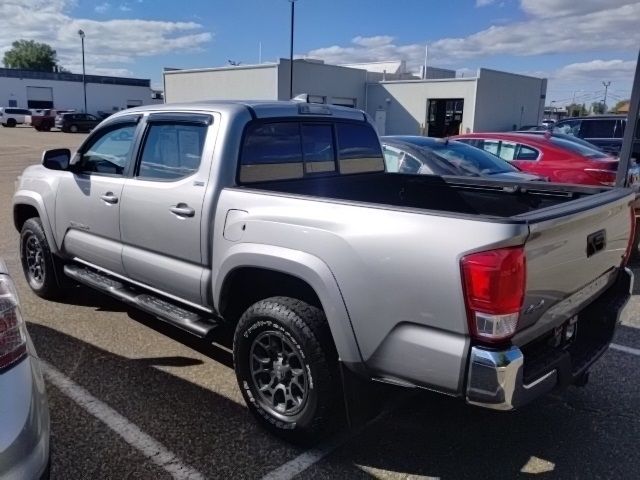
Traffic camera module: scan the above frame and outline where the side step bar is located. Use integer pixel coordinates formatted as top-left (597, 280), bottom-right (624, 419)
top-left (64, 264), bottom-right (218, 338)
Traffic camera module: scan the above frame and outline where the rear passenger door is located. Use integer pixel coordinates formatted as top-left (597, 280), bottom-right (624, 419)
top-left (119, 113), bottom-right (215, 305)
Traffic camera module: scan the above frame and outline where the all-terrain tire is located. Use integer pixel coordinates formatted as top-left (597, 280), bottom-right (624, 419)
top-left (20, 218), bottom-right (66, 299)
top-left (233, 296), bottom-right (341, 444)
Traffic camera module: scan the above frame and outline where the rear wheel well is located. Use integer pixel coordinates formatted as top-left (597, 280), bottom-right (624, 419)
top-left (14, 204), bottom-right (40, 232)
top-left (219, 267), bottom-right (323, 324)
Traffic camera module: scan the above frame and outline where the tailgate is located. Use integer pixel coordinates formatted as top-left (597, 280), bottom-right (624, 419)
top-left (515, 189), bottom-right (635, 342)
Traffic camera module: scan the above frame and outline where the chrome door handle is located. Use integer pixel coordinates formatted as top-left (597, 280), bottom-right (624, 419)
top-left (100, 192), bottom-right (118, 204)
top-left (170, 204), bottom-right (195, 217)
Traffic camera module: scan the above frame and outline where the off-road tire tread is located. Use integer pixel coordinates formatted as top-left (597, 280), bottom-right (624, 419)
top-left (233, 296), bottom-right (341, 442)
top-left (20, 218), bottom-right (65, 300)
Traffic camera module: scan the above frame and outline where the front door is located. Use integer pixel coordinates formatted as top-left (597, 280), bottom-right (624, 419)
top-left (120, 113), bottom-right (213, 305)
top-left (54, 119), bottom-right (140, 274)
top-left (427, 99), bottom-right (464, 137)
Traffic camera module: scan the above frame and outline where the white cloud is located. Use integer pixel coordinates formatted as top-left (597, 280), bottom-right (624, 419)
top-left (94, 2), bottom-right (110, 14)
top-left (556, 59), bottom-right (637, 80)
top-left (306, 2), bottom-right (640, 66)
top-left (352, 35), bottom-right (395, 48)
top-left (119, 4), bottom-right (132, 12)
top-left (476, 0), bottom-right (497, 6)
top-left (429, 3), bottom-right (640, 59)
top-left (306, 37), bottom-right (426, 68)
top-left (520, 0), bottom-right (637, 18)
top-left (0, 0), bottom-right (212, 77)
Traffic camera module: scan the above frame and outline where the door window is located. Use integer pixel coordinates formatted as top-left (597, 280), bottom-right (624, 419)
top-left (556, 119), bottom-right (581, 136)
top-left (79, 123), bottom-right (137, 176)
top-left (398, 152), bottom-right (422, 174)
top-left (515, 145), bottom-right (540, 160)
top-left (614, 119), bottom-right (626, 138)
top-left (383, 146), bottom-right (401, 172)
top-left (137, 123), bottom-right (206, 181)
top-left (481, 140), bottom-right (501, 156)
top-left (498, 141), bottom-right (517, 161)
top-left (581, 119), bottom-right (616, 138)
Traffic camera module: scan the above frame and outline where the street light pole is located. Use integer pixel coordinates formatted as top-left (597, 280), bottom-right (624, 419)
top-left (602, 81), bottom-right (611, 113)
top-left (289, 0), bottom-right (297, 99)
top-left (78, 29), bottom-right (87, 113)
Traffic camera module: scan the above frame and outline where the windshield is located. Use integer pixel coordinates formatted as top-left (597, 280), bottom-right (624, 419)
top-left (412, 140), bottom-right (519, 175)
top-left (549, 136), bottom-right (610, 160)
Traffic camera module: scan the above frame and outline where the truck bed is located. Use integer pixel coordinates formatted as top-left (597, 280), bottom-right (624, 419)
top-left (235, 171), bottom-right (635, 355)
top-left (243, 172), bottom-right (612, 219)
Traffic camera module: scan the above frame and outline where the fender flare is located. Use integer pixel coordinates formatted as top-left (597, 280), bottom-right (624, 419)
top-left (13, 191), bottom-right (61, 255)
top-left (214, 243), bottom-right (364, 366)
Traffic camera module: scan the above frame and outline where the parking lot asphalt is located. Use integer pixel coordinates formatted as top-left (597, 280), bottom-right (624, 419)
top-left (1, 126), bottom-right (639, 479)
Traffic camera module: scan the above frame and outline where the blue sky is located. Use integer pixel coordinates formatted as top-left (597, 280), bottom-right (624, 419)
top-left (1, 0), bottom-right (638, 107)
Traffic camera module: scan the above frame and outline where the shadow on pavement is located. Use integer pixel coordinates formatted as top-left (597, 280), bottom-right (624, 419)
top-left (29, 323), bottom-right (304, 479)
top-left (28, 292), bottom-right (640, 479)
top-left (305, 346), bottom-right (640, 479)
top-left (49, 284), bottom-right (129, 313)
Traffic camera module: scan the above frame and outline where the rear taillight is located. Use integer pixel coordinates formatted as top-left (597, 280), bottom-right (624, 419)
top-left (0, 275), bottom-right (27, 370)
top-left (623, 208), bottom-right (637, 266)
top-left (584, 168), bottom-right (617, 186)
top-left (461, 246), bottom-right (526, 344)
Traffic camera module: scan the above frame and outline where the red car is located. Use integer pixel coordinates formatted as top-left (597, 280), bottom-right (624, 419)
top-left (453, 132), bottom-right (628, 186)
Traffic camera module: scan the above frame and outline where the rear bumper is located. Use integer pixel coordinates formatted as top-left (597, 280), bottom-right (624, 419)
top-left (466, 267), bottom-right (633, 410)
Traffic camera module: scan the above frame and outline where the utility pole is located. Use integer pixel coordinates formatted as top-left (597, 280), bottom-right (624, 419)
top-left (602, 81), bottom-right (611, 112)
top-left (78, 29), bottom-right (87, 113)
top-left (423, 43), bottom-right (428, 79)
top-left (289, 0), bottom-right (297, 99)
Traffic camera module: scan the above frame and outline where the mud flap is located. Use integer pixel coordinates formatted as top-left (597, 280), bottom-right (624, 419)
top-left (339, 362), bottom-right (399, 429)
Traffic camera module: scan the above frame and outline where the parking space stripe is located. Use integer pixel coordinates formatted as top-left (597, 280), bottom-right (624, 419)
top-left (261, 433), bottom-right (351, 480)
top-left (261, 395), bottom-right (408, 480)
top-left (610, 343), bottom-right (640, 356)
top-left (41, 361), bottom-right (206, 480)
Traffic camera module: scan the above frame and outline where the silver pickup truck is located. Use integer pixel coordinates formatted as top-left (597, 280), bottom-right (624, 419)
top-left (13, 100), bottom-right (636, 442)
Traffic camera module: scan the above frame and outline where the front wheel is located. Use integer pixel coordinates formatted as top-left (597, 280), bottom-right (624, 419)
top-left (69, 124), bottom-right (79, 133)
top-left (20, 218), bottom-right (65, 299)
top-left (233, 297), bottom-right (341, 444)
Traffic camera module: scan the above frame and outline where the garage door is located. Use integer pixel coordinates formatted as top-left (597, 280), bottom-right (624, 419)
top-left (26, 86), bottom-right (54, 109)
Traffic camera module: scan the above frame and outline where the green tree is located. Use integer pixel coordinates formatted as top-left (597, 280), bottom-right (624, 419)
top-left (591, 101), bottom-right (606, 115)
top-left (566, 103), bottom-right (588, 117)
top-left (3, 40), bottom-right (59, 71)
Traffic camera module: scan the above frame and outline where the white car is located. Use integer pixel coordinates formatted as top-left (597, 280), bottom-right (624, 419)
top-left (0, 258), bottom-right (50, 479)
top-left (0, 107), bottom-right (32, 127)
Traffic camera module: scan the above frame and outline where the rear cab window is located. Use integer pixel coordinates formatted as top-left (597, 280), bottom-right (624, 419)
top-left (239, 120), bottom-right (383, 183)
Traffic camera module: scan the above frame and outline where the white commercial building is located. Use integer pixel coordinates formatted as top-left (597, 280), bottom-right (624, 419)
top-left (0, 68), bottom-right (162, 116)
top-left (163, 59), bottom-right (547, 137)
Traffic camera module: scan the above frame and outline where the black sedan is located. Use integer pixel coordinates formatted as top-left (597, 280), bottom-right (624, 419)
top-left (55, 113), bottom-right (101, 133)
top-left (381, 135), bottom-right (546, 181)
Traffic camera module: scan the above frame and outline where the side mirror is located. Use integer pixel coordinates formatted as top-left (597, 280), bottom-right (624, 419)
top-left (42, 148), bottom-right (71, 170)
